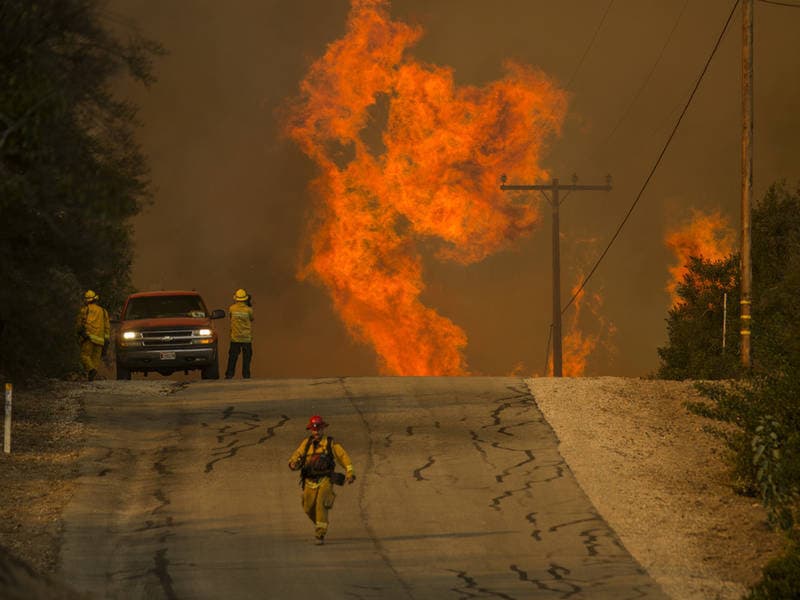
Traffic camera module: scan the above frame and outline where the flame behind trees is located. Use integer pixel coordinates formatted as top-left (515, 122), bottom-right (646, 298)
top-left (664, 209), bottom-right (736, 306)
top-left (284, 0), bottom-right (566, 375)
top-left (659, 208), bottom-right (739, 379)
top-left (660, 184), bottom-right (800, 380)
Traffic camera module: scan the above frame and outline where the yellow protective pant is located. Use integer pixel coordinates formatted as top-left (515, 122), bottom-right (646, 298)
top-left (80, 339), bottom-right (102, 374)
top-left (301, 478), bottom-right (336, 538)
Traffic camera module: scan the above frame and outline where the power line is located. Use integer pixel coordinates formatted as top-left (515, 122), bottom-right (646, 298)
top-left (587, 0), bottom-right (689, 162)
top-left (560, 0), bottom-right (741, 316)
top-left (757, 0), bottom-right (800, 7)
top-left (565, 0), bottom-right (615, 90)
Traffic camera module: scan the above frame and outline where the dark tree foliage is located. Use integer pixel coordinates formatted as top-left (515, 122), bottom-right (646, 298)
top-left (657, 255), bottom-right (741, 380)
top-left (750, 181), bottom-right (800, 375)
top-left (0, 0), bottom-right (163, 380)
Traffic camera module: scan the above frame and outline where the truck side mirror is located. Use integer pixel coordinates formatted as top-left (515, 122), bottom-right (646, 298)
top-left (210, 309), bottom-right (225, 319)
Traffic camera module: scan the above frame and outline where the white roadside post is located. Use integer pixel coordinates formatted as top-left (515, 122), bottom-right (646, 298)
top-left (4, 383), bottom-right (11, 454)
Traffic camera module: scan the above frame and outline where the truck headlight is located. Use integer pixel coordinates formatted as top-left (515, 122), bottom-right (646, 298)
top-left (192, 328), bottom-right (214, 344)
top-left (120, 330), bottom-right (142, 347)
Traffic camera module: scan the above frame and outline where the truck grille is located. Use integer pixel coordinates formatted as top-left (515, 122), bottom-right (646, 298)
top-left (140, 329), bottom-right (197, 346)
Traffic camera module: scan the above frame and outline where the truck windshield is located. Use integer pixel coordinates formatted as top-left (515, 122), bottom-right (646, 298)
top-left (124, 296), bottom-right (207, 319)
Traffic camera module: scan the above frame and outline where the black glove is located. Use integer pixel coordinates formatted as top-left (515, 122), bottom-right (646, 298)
top-left (101, 341), bottom-right (109, 358)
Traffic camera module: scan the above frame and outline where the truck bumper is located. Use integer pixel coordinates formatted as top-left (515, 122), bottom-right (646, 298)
top-left (117, 346), bottom-right (217, 371)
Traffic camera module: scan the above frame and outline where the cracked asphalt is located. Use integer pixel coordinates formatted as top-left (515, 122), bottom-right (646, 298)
top-left (58, 377), bottom-right (668, 599)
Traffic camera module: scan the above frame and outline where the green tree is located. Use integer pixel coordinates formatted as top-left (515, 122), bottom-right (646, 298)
top-left (750, 181), bottom-right (800, 374)
top-left (657, 255), bottom-right (741, 379)
top-left (0, 0), bottom-right (163, 379)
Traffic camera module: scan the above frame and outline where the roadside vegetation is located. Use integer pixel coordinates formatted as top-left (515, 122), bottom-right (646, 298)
top-left (0, 0), bottom-right (163, 382)
top-left (657, 182), bottom-right (800, 598)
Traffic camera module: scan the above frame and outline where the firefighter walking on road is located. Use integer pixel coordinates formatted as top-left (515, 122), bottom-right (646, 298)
top-left (288, 415), bottom-right (355, 545)
top-left (76, 290), bottom-right (110, 381)
top-left (225, 288), bottom-right (254, 379)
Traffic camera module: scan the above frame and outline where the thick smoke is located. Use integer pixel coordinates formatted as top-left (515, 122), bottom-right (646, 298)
top-left (110, 0), bottom-right (800, 378)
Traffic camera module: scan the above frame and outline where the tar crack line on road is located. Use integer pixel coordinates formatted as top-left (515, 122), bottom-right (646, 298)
top-left (509, 562), bottom-right (583, 597)
top-left (412, 456), bottom-right (436, 481)
top-left (447, 568), bottom-right (516, 600)
top-left (204, 411), bottom-right (289, 473)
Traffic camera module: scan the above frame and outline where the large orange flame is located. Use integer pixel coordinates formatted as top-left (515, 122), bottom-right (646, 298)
top-left (284, 0), bottom-right (567, 375)
top-left (665, 209), bottom-right (736, 306)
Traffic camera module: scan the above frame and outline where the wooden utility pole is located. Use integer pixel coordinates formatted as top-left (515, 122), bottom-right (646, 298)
top-left (741, 0), bottom-right (753, 369)
top-left (501, 175), bottom-right (612, 377)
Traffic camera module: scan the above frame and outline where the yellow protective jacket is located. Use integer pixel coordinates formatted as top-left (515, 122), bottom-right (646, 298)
top-left (76, 303), bottom-right (110, 346)
top-left (228, 301), bottom-right (254, 343)
top-left (289, 435), bottom-right (354, 481)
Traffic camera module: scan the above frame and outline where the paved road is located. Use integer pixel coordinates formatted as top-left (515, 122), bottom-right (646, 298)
top-left (60, 377), bottom-right (667, 599)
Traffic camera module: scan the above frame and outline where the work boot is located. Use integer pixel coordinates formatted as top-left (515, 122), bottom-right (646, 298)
top-left (88, 369), bottom-right (97, 382)
top-left (314, 526), bottom-right (326, 545)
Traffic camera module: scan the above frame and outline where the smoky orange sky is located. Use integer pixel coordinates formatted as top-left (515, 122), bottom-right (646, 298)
top-left (110, 0), bottom-right (800, 378)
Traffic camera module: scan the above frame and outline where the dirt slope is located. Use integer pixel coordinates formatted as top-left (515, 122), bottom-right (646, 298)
top-left (0, 377), bottom-right (786, 599)
top-left (526, 376), bottom-right (785, 600)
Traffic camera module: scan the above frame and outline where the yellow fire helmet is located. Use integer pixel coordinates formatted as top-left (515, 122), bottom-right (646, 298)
top-left (84, 290), bottom-right (99, 302)
top-left (233, 288), bottom-right (249, 302)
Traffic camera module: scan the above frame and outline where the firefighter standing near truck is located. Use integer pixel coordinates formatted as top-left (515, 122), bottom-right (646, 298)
top-left (288, 415), bottom-right (355, 545)
top-left (76, 290), bottom-right (110, 381)
top-left (224, 288), bottom-right (254, 379)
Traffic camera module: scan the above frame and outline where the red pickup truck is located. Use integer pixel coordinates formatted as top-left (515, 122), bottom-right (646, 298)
top-left (114, 290), bottom-right (225, 380)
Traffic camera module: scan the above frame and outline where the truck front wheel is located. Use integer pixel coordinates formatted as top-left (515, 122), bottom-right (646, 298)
top-left (201, 358), bottom-right (219, 380)
top-left (116, 365), bottom-right (132, 380)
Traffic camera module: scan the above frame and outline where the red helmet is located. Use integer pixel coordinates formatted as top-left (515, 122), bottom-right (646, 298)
top-left (306, 415), bottom-right (328, 430)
